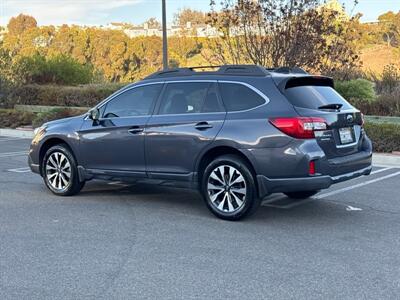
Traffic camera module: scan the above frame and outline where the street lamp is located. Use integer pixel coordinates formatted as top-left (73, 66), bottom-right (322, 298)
top-left (162, 0), bottom-right (168, 70)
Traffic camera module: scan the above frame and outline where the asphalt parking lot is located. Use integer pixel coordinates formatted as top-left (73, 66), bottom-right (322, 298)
top-left (0, 136), bottom-right (399, 299)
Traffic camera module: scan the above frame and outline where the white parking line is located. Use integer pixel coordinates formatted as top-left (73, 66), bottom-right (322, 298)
top-left (370, 167), bottom-right (392, 175)
top-left (0, 151), bottom-right (28, 158)
top-left (315, 171), bottom-right (400, 199)
top-left (7, 167), bottom-right (31, 173)
top-left (0, 138), bottom-right (24, 142)
top-left (261, 167), bottom-right (395, 207)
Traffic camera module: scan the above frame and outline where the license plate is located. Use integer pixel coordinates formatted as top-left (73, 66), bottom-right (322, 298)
top-left (339, 127), bottom-right (354, 144)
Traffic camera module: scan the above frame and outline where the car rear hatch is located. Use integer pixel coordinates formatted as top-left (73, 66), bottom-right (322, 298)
top-left (276, 76), bottom-right (365, 159)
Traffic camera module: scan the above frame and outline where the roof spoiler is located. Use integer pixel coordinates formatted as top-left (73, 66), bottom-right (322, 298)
top-left (277, 76), bottom-right (334, 92)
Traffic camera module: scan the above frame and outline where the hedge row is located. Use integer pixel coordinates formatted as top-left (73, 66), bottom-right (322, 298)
top-left (0, 109), bottom-right (35, 128)
top-left (364, 122), bottom-right (400, 153)
top-left (2, 82), bottom-right (399, 117)
top-left (1, 108), bottom-right (399, 153)
top-left (0, 108), bottom-right (82, 129)
top-left (351, 93), bottom-right (400, 117)
top-left (1, 83), bottom-right (126, 108)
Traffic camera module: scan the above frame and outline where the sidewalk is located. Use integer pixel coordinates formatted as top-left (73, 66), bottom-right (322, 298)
top-left (0, 128), bottom-right (34, 139)
top-left (1, 128), bottom-right (400, 167)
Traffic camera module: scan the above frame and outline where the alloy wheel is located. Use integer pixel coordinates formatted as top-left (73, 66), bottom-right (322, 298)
top-left (46, 152), bottom-right (71, 191)
top-left (207, 165), bottom-right (247, 213)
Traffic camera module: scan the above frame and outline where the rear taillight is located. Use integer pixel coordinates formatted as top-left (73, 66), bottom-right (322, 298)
top-left (309, 160), bottom-right (316, 175)
top-left (270, 117), bottom-right (327, 139)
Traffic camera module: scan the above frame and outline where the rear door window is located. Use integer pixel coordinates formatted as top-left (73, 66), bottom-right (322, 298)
top-left (219, 83), bottom-right (266, 112)
top-left (285, 85), bottom-right (352, 110)
top-left (158, 82), bottom-right (210, 115)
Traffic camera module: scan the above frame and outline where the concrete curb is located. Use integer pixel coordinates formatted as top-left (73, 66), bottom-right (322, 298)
top-left (373, 153), bottom-right (400, 168)
top-left (1, 128), bottom-right (400, 167)
top-left (0, 128), bottom-right (34, 139)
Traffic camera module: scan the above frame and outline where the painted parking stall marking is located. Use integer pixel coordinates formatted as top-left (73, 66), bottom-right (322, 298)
top-left (261, 167), bottom-right (399, 208)
top-left (0, 137), bottom-right (25, 142)
top-left (0, 151), bottom-right (29, 158)
top-left (7, 167), bottom-right (31, 173)
top-left (315, 171), bottom-right (400, 199)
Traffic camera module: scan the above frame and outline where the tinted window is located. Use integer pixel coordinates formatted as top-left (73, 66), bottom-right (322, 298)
top-left (159, 82), bottom-right (210, 115)
top-left (202, 83), bottom-right (225, 113)
top-left (103, 84), bottom-right (162, 118)
top-left (219, 83), bottom-right (265, 112)
top-left (285, 86), bottom-right (352, 110)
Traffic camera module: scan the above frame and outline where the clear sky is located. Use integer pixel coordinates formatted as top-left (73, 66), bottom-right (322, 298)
top-left (0, 0), bottom-right (399, 26)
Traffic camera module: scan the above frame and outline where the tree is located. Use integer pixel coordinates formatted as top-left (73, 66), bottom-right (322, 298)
top-left (378, 11), bottom-right (400, 47)
top-left (7, 14), bottom-right (37, 35)
top-left (174, 8), bottom-right (206, 26)
top-left (169, 36), bottom-right (202, 66)
top-left (205, 0), bottom-right (360, 76)
top-left (143, 18), bottom-right (160, 28)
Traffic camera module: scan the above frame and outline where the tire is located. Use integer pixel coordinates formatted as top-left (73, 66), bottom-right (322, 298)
top-left (41, 144), bottom-right (85, 196)
top-left (284, 190), bottom-right (319, 199)
top-left (201, 154), bottom-right (260, 221)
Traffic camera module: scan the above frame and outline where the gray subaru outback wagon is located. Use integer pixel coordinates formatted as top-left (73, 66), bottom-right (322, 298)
top-left (29, 65), bottom-right (372, 220)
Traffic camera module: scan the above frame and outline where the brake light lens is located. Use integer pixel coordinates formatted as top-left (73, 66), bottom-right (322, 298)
top-left (270, 117), bottom-right (327, 139)
top-left (309, 160), bottom-right (316, 175)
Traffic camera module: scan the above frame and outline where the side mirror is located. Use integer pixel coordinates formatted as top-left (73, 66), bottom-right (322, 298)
top-left (88, 108), bottom-right (100, 121)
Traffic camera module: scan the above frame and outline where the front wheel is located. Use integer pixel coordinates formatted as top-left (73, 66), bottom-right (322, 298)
top-left (201, 155), bottom-right (260, 221)
top-left (42, 144), bottom-right (85, 196)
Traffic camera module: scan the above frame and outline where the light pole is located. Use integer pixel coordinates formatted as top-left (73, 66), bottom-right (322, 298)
top-left (162, 0), bottom-right (168, 70)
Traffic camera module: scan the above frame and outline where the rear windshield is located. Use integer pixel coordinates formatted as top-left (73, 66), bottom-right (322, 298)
top-left (285, 86), bottom-right (352, 110)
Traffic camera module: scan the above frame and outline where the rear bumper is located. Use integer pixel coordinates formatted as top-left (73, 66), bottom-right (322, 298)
top-left (257, 165), bottom-right (372, 197)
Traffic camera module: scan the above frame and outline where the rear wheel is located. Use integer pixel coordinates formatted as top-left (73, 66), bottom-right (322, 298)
top-left (42, 144), bottom-right (85, 196)
top-left (284, 190), bottom-right (319, 199)
top-left (201, 155), bottom-right (260, 221)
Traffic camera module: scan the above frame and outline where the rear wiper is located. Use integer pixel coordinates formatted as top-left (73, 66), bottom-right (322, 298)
top-left (318, 103), bottom-right (343, 110)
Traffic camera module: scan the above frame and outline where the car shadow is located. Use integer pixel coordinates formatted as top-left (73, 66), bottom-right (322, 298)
top-left (76, 180), bottom-right (355, 224)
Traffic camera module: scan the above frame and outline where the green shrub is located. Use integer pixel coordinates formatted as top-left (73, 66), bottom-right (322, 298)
top-left (5, 83), bottom-right (125, 108)
top-left (352, 91), bottom-right (400, 117)
top-left (335, 79), bottom-right (377, 103)
top-left (0, 109), bottom-right (34, 128)
top-left (32, 108), bottom-right (83, 128)
top-left (378, 64), bottom-right (400, 94)
top-left (364, 122), bottom-right (400, 153)
top-left (13, 54), bottom-right (94, 85)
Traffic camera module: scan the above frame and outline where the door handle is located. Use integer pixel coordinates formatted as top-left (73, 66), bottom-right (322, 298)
top-left (128, 126), bottom-right (144, 134)
top-left (194, 122), bottom-right (213, 131)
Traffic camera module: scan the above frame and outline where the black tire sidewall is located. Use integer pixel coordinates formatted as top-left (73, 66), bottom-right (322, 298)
top-left (201, 155), bottom-right (259, 221)
top-left (42, 144), bottom-right (83, 196)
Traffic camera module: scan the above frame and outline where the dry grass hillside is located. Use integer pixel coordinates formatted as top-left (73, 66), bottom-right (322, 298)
top-left (360, 45), bottom-right (400, 75)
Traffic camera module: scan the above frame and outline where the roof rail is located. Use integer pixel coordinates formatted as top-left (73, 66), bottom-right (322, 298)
top-left (144, 64), bottom-right (269, 79)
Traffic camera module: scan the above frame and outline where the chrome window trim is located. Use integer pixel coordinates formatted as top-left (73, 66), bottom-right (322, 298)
top-left (85, 79), bottom-right (270, 120)
top-left (88, 81), bottom-right (165, 120)
top-left (218, 80), bottom-right (270, 113)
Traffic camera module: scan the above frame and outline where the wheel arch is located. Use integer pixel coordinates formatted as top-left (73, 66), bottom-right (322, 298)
top-left (39, 137), bottom-right (76, 176)
top-left (196, 145), bottom-right (258, 186)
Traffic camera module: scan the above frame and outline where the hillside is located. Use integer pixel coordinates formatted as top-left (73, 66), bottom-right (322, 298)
top-left (360, 44), bottom-right (400, 75)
